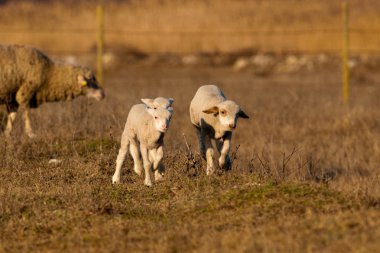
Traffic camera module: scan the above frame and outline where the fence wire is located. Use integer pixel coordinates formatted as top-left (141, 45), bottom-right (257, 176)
top-left (1, 27), bottom-right (380, 35)
top-left (1, 27), bottom-right (380, 55)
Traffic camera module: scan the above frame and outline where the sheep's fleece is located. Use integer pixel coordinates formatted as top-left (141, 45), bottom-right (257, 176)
top-left (0, 44), bottom-right (105, 137)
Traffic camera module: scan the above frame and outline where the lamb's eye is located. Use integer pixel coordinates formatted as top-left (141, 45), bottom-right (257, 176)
top-left (153, 107), bottom-right (157, 110)
top-left (154, 116), bottom-right (158, 119)
top-left (221, 110), bottom-right (226, 115)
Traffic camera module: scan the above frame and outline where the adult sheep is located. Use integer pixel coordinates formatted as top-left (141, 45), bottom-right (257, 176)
top-left (0, 44), bottom-right (105, 138)
top-left (190, 85), bottom-right (249, 175)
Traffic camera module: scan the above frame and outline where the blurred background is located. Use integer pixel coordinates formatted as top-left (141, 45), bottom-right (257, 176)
top-left (1, 0), bottom-right (380, 76)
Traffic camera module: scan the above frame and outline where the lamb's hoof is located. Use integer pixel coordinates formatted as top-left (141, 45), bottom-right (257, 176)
top-left (134, 166), bottom-right (143, 176)
top-left (27, 132), bottom-right (37, 139)
top-left (154, 171), bottom-right (164, 182)
top-left (112, 175), bottom-right (120, 184)
top-left (144, 180), bottom-right (153, 187)
top-left (206, 167), bottom-right (215, 176)
top-left (3, 132), bottom-right (11, 140)
top-left (219, 160), bottom-right (232, 171)
top-left (225, 157), bottom-right (232, 170)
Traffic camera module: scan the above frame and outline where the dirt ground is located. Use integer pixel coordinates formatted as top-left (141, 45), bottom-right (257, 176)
top-left (1, 66), bottom-right (380, 252)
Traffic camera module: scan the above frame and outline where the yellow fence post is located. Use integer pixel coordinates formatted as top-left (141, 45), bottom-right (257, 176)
top-left (342, 1), bottom-right (350, 104)
top-left (96, 3), bottom-right (104, 85)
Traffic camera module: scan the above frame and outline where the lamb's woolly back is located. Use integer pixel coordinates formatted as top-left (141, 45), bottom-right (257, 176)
top-left (190, 85), bottom-right (226, 127)
top-left (126, 104), bottom-right (172, 147)
top-left (126, 104), bottom-right (153, 133)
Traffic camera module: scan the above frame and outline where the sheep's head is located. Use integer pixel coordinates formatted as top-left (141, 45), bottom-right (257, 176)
top-left (147, 107), bottom-right (173, 133)
top-left (141, 97), bottom-right (174, 109)
top-left (78, 70), bottom-right (105, 101)
top-left (202, 100), bottom-right (249, 131)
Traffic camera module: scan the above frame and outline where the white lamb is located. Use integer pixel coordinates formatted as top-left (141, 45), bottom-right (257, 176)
top-left (112, 98), bottom-right (173, 186)
top-left (189, 85), bottom-right (249, 175)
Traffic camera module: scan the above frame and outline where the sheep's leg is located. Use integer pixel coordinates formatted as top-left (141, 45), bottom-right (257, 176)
top-left (4, 101), bottom-right (18, 136)
top-left (217, 132), bottom-right (232, 170)
top-left (4, 111), bottom-right (17, 137)
top-left (204, 134), bottom-right (215, 175)
top-left (130, 141), bottom-right (143, 176)
top-left (195, 126), bottom-right (206, 158)
top-left (23, 108), bottom-right (35, 138)
top-left (140, 145), bottom-right (153, 186)
top-left (112, 135), bottom-right (130, 184)
top-left (15, 85), bottom-right (36, 138)
top-left (152, 146), bottom-right (164, 181)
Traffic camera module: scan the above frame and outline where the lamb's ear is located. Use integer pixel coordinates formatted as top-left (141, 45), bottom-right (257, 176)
top-left (141, 98), bottom-right (155, 108)
top-left (238, 110), bottom-right (249, 119)
top-left (203, 106), bottom-right (219, 115)
top-left (168, 98), bottom-right (174, 106)
top-left (77, 75), bottom-right (87, 86)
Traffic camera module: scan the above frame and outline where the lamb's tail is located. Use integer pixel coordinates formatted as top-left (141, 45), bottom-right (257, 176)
top-left (112, 136), bottom-right (130, 184)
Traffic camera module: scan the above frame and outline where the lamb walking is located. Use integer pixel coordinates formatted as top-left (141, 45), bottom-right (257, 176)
top-left (112, 98), bottom-right (174, 186)
top-left (190, 85), bottom-right (249, 175)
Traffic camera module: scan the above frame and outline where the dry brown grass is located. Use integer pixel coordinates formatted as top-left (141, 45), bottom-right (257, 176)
top-left (1, 0), bottom-right (380, 54)
top-left (0, 65), bottom-right (380, 252)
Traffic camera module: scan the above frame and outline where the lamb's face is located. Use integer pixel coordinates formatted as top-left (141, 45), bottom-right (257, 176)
top-left (141, 97), bottom-right (174, 109)
top-left (203, 100), bottom-right (249, 131)
top-left (78, 70), bottom-right (105, 101)
top-left (147, 107), bottom-right (173, 133)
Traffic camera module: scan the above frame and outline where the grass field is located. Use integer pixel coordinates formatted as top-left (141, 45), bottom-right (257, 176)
top-left (1, 1), bottom-right (380, 252)
top-left (1, 66), bottom-right (380, 252)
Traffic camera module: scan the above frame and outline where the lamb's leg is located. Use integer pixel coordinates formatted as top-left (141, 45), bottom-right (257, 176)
top-left (195, 126), bottom-right (206, 158)
top-left (204, 133), bottom-right (214, 175)
top-left (4, 111), bottom-right (17, 137)
top-left (130, 141), bottom-right (143, 176)
top-left (149, 148), bottom-right (156, 163)
top-left (140, 145), bottom-right (153, 187)
top-left (152, 146), bottom-right (164, 181)
top-left (112, 135), bottom-right (130, 184)
top-left (149, 149), bottom-right (159, 180)
top-left (217, 132), bottom-right (232, 170)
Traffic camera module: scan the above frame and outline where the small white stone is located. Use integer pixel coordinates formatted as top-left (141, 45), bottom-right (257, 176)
top-left (48, 159), bottom-right (62, 165)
